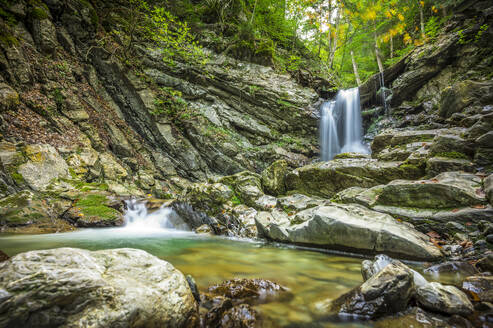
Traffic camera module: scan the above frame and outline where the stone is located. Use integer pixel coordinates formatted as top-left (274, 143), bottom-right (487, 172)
top-left (328, 262), bottom-right (414, 319)
top-left (416, 282), bottom-right (474, 316)
top-left (63, 192), bottom-right (124, 227)
top-left (423, 262), bottom-right (478, 283)
top-left (98, 153), bottom-right (128, 181)
top-left (476, 131), bottom-right (493, 147)
top-left (0, 83), bottom-right (19, 111)
top-left (207, 278), bottom-right (289, 304)
top-left (462, 275), bottom-right (493, 302)
top-left (261, 160), bottom-right (288, 196)
top-left (355, 172), bottom-right (486, 210)
top-left (0, 248), bottom-right (198, 327)
top-left (425, 157), bottom-right (474, 177)
top-left (277, 194), bottom-right (324, 212)
top-left (232, 205), bottom-right (257, 238)
top-left (17, 144), bottom-right (69, 191)
top-left (31, 15), bottom-right (58, 54)
top-left (476, 253), bottom-right (493, 272)
top-left (485, 174), bottom-right (493, 206)
top-left (183, 182), bottom-right (234, 215)
top-left (255, 203), bottom-right (442, 261)
top-left (219, 171), bottom-right (263, 207)
top-left (428, 135), bottom-right (472, 157)
top-left (285, 159), bottom-right (423, 198)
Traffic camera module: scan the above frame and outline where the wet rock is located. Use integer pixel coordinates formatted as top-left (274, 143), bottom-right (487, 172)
top-left (98, 153), bottom-right (128, 181)
top-left (462, 275), bottom-right (493, 302)
top-left (328, 262), bottom-right (415, 319)
top-left (256, 203), bottom-right (442, 261)
top-left (232, 205), bottom-right (257, 237)
top-left (285, 159), bottom-right (423, 198)
top-left (207, 278), bottom-right (289, 305)
top-left (0, 248), bottom-right (199, 327)
top-left (424, 261), bottom-right (478, 282)
top-left (261, 160), bottom-right (288, 196)
top-left (361, 254), bottom-right (402, 281)
top-left (17, 144), bottom-right (69, 191)
top-left (485, 174), bottom-right (493, 206)
top-left (416, 282), bottom-right (474, 316)
top-left (220, 304), bottom-right (260, 328)
top-left (0, 251), bottom-right (9, 262)
top-left (476, 253), bottom-right (493, 272)
top-left (195, 224), bottom-right (213, 234)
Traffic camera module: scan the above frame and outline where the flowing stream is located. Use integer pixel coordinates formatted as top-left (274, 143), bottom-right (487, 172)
top-left (0, 202), bottom-right (462, 327)
top-left (320, 88), bottom-right (369, 160)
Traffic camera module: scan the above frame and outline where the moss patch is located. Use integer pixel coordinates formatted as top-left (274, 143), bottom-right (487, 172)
top-left (435, 151), bottom-right (469, 160)
top-left (75, 194), bottom-right (120, 220)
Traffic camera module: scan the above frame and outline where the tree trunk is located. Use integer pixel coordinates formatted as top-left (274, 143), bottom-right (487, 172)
top-left (351, 50), bottom-right (361, 86)
top-left (390, 34), bottom-right (393, 59)
top-left (420, 4), bottom-right (426, 41)
top-left (374, 34), bottom-right (384, 73)
top-left (328, 9), bottom-right (341, 69)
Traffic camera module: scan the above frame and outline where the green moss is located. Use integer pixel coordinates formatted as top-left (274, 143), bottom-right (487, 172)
top-left (29, 7), bottom-right (49, 19)
top-left (435, 152), bottom-right (469, 160)
top-left (231, 195), bottom-right (241, 206)
top-left (75, 194), bottom-right (119, 220)
top-left (11, 172), bottom-right (25, 185)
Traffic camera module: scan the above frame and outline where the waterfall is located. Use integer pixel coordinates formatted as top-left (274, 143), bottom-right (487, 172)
top-left (319, 87), bottom-right (369, 160)
top-left (123, 199), bottom-right (190, 232)
top-left (320, 101), bottom-right (340, 161)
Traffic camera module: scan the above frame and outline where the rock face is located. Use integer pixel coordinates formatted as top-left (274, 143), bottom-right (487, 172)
top-left (0, 248), bottom-right (198, 328)
top-left (416, 282), bottom-right (473, 316)
top-left (255, 203), bottom-right (442, 261)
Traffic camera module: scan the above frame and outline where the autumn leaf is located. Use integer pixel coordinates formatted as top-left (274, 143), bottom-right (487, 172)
top-left (426, 231), bottom-right (441, 239)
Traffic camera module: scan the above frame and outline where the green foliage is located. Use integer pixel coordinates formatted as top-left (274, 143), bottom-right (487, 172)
top-left (231, 195), bottom-right (241, 206)
top-left (475, 24), bottom-right (488, 43)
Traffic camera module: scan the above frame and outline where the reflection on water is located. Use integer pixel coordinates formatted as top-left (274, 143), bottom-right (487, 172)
top-left (0, 229), bottom-right (414, 327)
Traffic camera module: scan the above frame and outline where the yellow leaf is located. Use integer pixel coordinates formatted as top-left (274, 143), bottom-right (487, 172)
top-left (398, 13), bottom-right (404, 21)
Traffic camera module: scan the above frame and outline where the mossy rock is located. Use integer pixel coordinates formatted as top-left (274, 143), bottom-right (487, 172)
top-left (65, 193), bottom-right (124, 227)
top-left (0, 191), bottom-right (51, 226)
top-left (261, 160), bottom-right (288, 196)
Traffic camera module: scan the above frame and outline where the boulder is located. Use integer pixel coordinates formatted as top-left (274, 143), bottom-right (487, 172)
top-left (485, 174), bottom-right (493, 206)
top-left (63, 192), bottom-right (124, 227)
top-left (182, 182), bottom-right (234, 217)
top-left (416, 282), bottom-right (473, 316)
top-left (98, 153), bottom-right (128, 181)
top-left (255, 203), bottom-right (442, 261)
top-left (355, 172), bottom-right (486, 209)
top-left (428, 135), bottom-right (472, 157)
top-left (17, 144), bottom-right (69, 191)
top-left (31, 14), bottom-right (58, 54)
top-left (219, 171), bottom-right (263, 207)
top-left (285, 159), bottom-right (423, 198)
top-left (462, 275), bottom-right (493, 302)
top-left (261, 160), bottom-right (288, 196)
top-left (0, 248), bottom-right (198, 327)
top-left (328, 262), bottom-right (414, 319)
top-left (425, 157), bottom-right (474, 177)
top-left (277, 194), bottom-right (324, 212)
top-left (0, 83), bottom-right (19, 111)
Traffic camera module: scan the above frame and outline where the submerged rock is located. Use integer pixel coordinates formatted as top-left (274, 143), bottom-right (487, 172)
top-left (416, 282), bottom-right (473, 316)
top-left (462, 275), bottom-right (493, 302)
top-left (0, 248), bottom-right (198, 327)
top-left (256, 203), bottom-right (442, 261)
top-left (207, 278), bottom-right (289, 304)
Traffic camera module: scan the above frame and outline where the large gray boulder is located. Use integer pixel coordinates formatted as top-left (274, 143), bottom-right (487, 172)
top-left (354, 172), bottom-right (486, 209)
top-left (328, 262), bottom-right (415, 318)
top-left (0, 248), bottom-right (198, 327)
top-left (255, 203), bottom-right (442, 261)
top-left (285, 159), bottom-right (423, 198)
top-left (416, 282), bottom-right (473, 316)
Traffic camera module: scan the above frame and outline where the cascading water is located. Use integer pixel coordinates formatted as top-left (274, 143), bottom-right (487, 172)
top-left (122, 199), bottom-right (190, 232)
top-left (320, 87), bottom-right (369, 160)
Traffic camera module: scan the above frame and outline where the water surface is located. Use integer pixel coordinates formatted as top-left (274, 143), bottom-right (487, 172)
top-left (0, 228), bottom-right (371, 327)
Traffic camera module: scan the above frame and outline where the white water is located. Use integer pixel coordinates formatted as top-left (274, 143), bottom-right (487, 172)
top-left (123, 199), bottom-right (190, 232)
top-left (320, 87), bottom-right (369, 160)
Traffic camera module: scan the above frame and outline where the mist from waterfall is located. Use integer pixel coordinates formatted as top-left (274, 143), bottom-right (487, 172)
top-left (123, 199), bottom-right (190, 232)
top-left (320, 87), bottom-right (369, 161)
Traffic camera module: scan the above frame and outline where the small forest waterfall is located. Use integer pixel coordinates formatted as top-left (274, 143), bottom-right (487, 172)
top-left (320, 87), bottom-right (369, 161)
top-left (123, 199), bottom-right (190, 231)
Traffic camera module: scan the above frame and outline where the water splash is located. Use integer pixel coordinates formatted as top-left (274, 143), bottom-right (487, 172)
top-left (320, 87), bottom-right (369, 160)
top-left (123, 199), bottom-right (190, 232)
